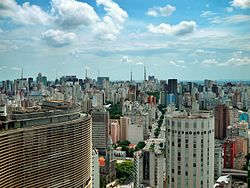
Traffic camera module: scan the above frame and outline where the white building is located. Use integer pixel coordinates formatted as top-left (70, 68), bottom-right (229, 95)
top-left (165, 111), bottom-right (214, 188)
top-left (127, 124), bottom-right (144, 144)
top-left (92, 148), bottom-right (100, 188)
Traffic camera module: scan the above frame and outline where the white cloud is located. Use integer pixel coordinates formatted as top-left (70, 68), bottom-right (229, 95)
top-left (211, 15), bottom-right (250, 24)
top-left (148, 21), bottom-right (197, 36)
top-left (226, 7), bottom-right (234, 12)
top-left (147, 4), bottom-right (176, 17)
top-left (220, 56), bottom-right (250, 66)
top-left (95, 0), bottom-right (128, 41)
top-left (194, 49), bottom-right (216, 56)
top-left (120, 56), bottom-right (133, 64)
top-left (42, 29), bottom-right (77, 47)
top-left (169, 60), bottom-right (186, 68)
top-left (11, 67), bottom-right (22, 71)
top-left (136, 62), bottom-right (144, 65)
top-left (0, 0), bottom-right (52, 25)
top-left (70, 49), bottom-right (82, 58)
top-left (230, 0), bottom-right (250, 9)
top-left (201, 54), bottom-right (250, 67)
top-left (201, 59), bottom-right (219, 67)
top-left (51, 0), bottom-right (99, 28)
top-left (200, 11), bottom-right (216, 17)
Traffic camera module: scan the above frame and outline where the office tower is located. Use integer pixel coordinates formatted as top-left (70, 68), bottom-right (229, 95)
top-left (168, 79), bottom-right (178, 95)
top-left (110, 120), bottom-right (120, 143)
top-left (92, 148), bottom-right (100, 188)
top-left (36, 73), bottom-right (47, 86)
top-left (142, 140), bottom-right (165, 188)
top-left (215, 104), bottom-right (230, 140)
top-left (0, 101), bottom-right (92, 188)
top-left (214, 140), bottom-right (223, 179)
top-left (204, 79), bottom-right (213, 90)
top-left (120, 116), bottom-right (130, 141)
top-left (92, 109), bottom-right (109, 150)
top-left (166, 111), bottom-right (214, 188)
top-left (133, 151), bottom-right (143, 188)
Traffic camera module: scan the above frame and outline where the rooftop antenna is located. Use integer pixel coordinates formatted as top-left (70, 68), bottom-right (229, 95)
top-left (85, 68), bottom-right (88, 79)
top-left (144, 65), bottom-right (146, 81)
top-left (130, 69), bottom-right (133, 82)
top-left (21, 67), bottom-right (23, 79)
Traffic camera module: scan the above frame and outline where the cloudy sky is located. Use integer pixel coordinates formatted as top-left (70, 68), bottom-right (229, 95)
top-left (0, 0), bottom-right (250, 81)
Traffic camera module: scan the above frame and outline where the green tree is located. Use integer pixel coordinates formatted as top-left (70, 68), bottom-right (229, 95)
top-left (115, 160), bottom-right (134, 184)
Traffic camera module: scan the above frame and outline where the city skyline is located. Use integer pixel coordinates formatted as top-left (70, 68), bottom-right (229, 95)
top-left (0, 0), bottom-right (250, 81)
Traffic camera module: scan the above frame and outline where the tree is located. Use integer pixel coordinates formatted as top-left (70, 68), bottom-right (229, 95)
top-left (135, 141), bottom-right (146, 151)
top-left (115, 160), bottom-right (134, 184)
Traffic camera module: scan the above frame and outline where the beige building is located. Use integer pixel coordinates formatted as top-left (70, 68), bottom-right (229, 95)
top-left (0, 101), bottom-right (92, 188)
top-left (120, 116), bottom-right (130, 141)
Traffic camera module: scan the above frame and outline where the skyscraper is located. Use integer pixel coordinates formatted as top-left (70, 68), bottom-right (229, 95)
top-left (165, 111), bottom-right (214, 188)
top-left (120, 116), bottom-right (130, 141)
top-left (0, 101), bottom-right (92, 188)
top-left (215, 104), bottom-right (230, 140)
top-left (168, 79), bottom-right (178, 95)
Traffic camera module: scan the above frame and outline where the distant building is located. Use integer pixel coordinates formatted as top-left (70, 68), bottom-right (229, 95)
top-left (168, 79), bottom-right (178, 95)
top-left (127, 124), bottom-right (144, 144)
top-left (120, 116), bottom-right (130, 141)
top-left (92, 109), bottom-right (109, 150)
top-left (215, 104), bottom-right (230, 140)
top-left (110, 120), bottom-right (120, 143)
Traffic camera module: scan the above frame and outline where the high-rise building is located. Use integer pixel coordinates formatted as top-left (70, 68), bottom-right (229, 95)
top-left (92, 109), bottom-right (109, 150)
top-left (165, 111), bottom-right (214, 188)
top-left (0, 101), bottom-right (92, 188)
top-left (168, 79), bottom-right (178, 95)
top-left (92, 148), bottom-right (100, 188)
top-left (120, 116), bottom-right (130, 141)
top-left (215, 104), bottom-right (230, 140)
top-left (110, 120), bottom-right (120, 143)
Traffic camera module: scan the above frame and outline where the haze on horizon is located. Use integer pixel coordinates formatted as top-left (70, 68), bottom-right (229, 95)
top-left (0, 0), bottom-right (250, 81)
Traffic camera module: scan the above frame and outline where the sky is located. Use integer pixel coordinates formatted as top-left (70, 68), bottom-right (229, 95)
top-left (0, 0), bottom-right (250, 81)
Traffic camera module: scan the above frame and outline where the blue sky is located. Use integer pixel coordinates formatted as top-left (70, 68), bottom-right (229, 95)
top-left (0, 0), bottom-right (250, 81)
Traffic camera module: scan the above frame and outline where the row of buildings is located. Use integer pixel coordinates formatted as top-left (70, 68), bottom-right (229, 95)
top-left (0, 73), bottom-right (250, 187)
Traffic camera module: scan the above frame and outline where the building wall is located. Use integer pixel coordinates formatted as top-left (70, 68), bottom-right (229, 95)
top-left (120, 117), bottom-right (130, 141)
top-left (92, 149), bottom-right (100, 188)
top-left (215, 105), bottom-right (230, 140)
top-left (166, 112), bottom-right (214, 188)
top-left (92, 110), bottom-right (109, 150)
top-left (0, 115), bottom-right (92, 188)
top-left (127, 124), bottom-right (144, 144)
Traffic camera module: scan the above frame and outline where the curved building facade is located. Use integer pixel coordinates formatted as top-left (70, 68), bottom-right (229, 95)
top-left (165, 111), bottom-right (214, 188)
top-left (0, 103), bottom-right (92, 188)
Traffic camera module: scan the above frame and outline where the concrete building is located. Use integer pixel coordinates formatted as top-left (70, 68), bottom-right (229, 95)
top-left (168, 79), bottom-right (178, 95)
top-left (92, 148), bottom-right (100, 188)
top-left (120, 116), bottom-right (130, 141)
top-left (92, 109), bottom-right (109, 150)
top-left (142, 139), bottom-right (165, 188)
top-left (214, 140), bottom-right (224, 179)
top-left (165, 111), bottom-right (215, 188)
top-left (127, 124), bottom-right (144, 144)
top-left (110, 120), bottom-right (120, 143)
top-left (0, 101), bottom-right (92, 188)
top-left (215, 104), bottom-right (230, 140)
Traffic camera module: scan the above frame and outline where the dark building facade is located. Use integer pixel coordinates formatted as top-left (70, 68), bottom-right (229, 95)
top-left (215, 104), bottom-right (230, 140)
